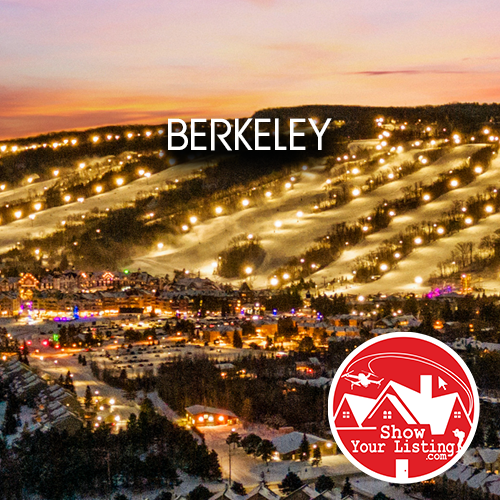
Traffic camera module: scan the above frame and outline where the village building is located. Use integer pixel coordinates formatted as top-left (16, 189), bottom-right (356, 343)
top-left (271, 431), bottom-right (336, 460)
top-left (185, 405), bottom-right (239, 426)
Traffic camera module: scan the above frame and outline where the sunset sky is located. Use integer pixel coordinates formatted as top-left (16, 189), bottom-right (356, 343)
top-left (3, 0), bottom-right (500, 139)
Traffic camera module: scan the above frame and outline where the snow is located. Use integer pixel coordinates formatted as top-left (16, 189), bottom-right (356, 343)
top-left (202, 424), bottom-right (360, 486)
top-left (271, 431), bottom-right (332, 455)
top-left (129, 145), bottom-right (481, 288)
top-left (0, 157), bottom-right (208, 254)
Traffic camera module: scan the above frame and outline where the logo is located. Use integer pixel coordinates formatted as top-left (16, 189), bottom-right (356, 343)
top-left (328, 332), bottom-right (479, 483)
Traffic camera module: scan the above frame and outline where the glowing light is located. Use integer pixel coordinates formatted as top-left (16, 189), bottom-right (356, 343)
top-left (296, 211), bottom-right (304, 217)
top-left (437, 227), bottom-right (445, 235)
top-left (465, 217), bottom-right (473, 225)
top-left (486, 205), bottom-right (494, 213)
top-left (79, 162), bottom-right (85, 169)
top-left (270, 277), bottom-right (279, 286)
top-left (394, 252), bottom-right (401, 259)
top-left (285, 182), bottom-right (292, 189)
top-left (474, 166), bottom-right (483, 174)
top-left (92, 135), bottom-right (99, 143)
top-left (414, 276), bottom-right (423, 284)
top-left (14, 210), bottom-right (22, 219)
top-left (352, 188), bottom-right (361, 197)
top-left (189, 216), bottom-right (197, 224)
top-left (0, 185), bottom-right (5, 191)
top-left (181, 225), bottom-right (189, 231)
top-left (450, 179), bottom-right (459, 188)
top-left (414, 237), bottom-right (423, 245)
top-left (423, 194), bottom-right (431, 201)
top-left (245, 266), bottom-right (253, 275)
top-left (247, 234), bottom-right (253, 239)
top-left (215, 206), bottom-right (223, 215)
top-left (352, 167), bottom-right (360, 175)
top-left (157, 242), bottom-right (164, 249)
top-left (282, 273), bottom-right (290, 280)
top-left (116, 178), bottom-right (124, 186)
top-left (53, 170), bottom-right (59, 177)
top-left (362, 226), bottom-right (369, 232)
top-left (274, 220), bottom-right (282, 228)
top-left (95, 185), bottom-right (103, 193)
top-left (380, 263), bottom-right (389, 271)
top-left (265, 191), bottom-right (272, 198)
top-left (34, 203), bottom-right (42, 211)
top-left (242, 199), bottom-right (250, 207)
top-left (64, 195), bottom-right (71, 202)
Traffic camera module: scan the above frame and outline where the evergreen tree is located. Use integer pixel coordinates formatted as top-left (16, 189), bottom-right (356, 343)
top-left (315, 475), bottom-right (334, 492)
top-left (84, 385), bottom-right (93, 409)
top-left (3, 397), bottom-right (18, 435)
top-left (279, 472), bottom-right (303, 494)
top-left (187, 485), bottom-right (212, 500)
top-left (233, 330), bottom-right (243, 349)
top-left (341, 478), bottom-right (354, 498)
top-left (256, 439), bottom-right (276, 464)
top-left (299, 433), bottom-right (310, 461)
top-left (241, 433), bottom-right (262, 454)
top-left (486, 424), bottom-right (499, 448)
top-left (312, 445), bottom-right (322, 466)
top-left (471, 422), bottom-right (485, 448)
top-left (155, 493), bottom-right (173, 500)
top-left (226, 431), bottom-right (241, 447)
top-left (231, 482), bottom-right (246, 496)
top-left (240, 398), bottom-right (253, 426)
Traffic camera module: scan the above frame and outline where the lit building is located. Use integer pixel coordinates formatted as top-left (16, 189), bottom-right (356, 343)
top-left (185, 405), bottom-right (238, 426)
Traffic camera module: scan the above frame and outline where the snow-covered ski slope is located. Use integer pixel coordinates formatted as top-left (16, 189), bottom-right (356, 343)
top-left (1, 142), bottom-right (498, 295)
top-left (129, 145), bottom-right (490, 289)
top-left (0, 158), bottom-right (208, 252)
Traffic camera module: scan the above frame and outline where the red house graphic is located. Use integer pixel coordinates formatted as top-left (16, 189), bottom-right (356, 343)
top-left (334, 375), bottom-right (471, 436)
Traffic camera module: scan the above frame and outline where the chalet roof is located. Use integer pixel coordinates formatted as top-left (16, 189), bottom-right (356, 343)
top-left (478, 448), bottom-right (500, 464)
top-left (246, 484), bottom-right (280, 500)
top-left (272, 432), bottom-right (330, 455)
top-left (286, 377), bottom-right (331, 388)
top-left (185, 405), bottom-right (237, 418)
top-left (208, 488), bottom-right (246, 500)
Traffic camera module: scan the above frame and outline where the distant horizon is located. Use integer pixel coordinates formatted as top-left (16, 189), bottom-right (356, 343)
top-left (2, 99), bottom-right (500, 142)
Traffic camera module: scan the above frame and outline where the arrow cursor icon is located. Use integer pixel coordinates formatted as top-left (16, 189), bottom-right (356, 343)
top-left (438, 377), bottom-right (447, 390)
